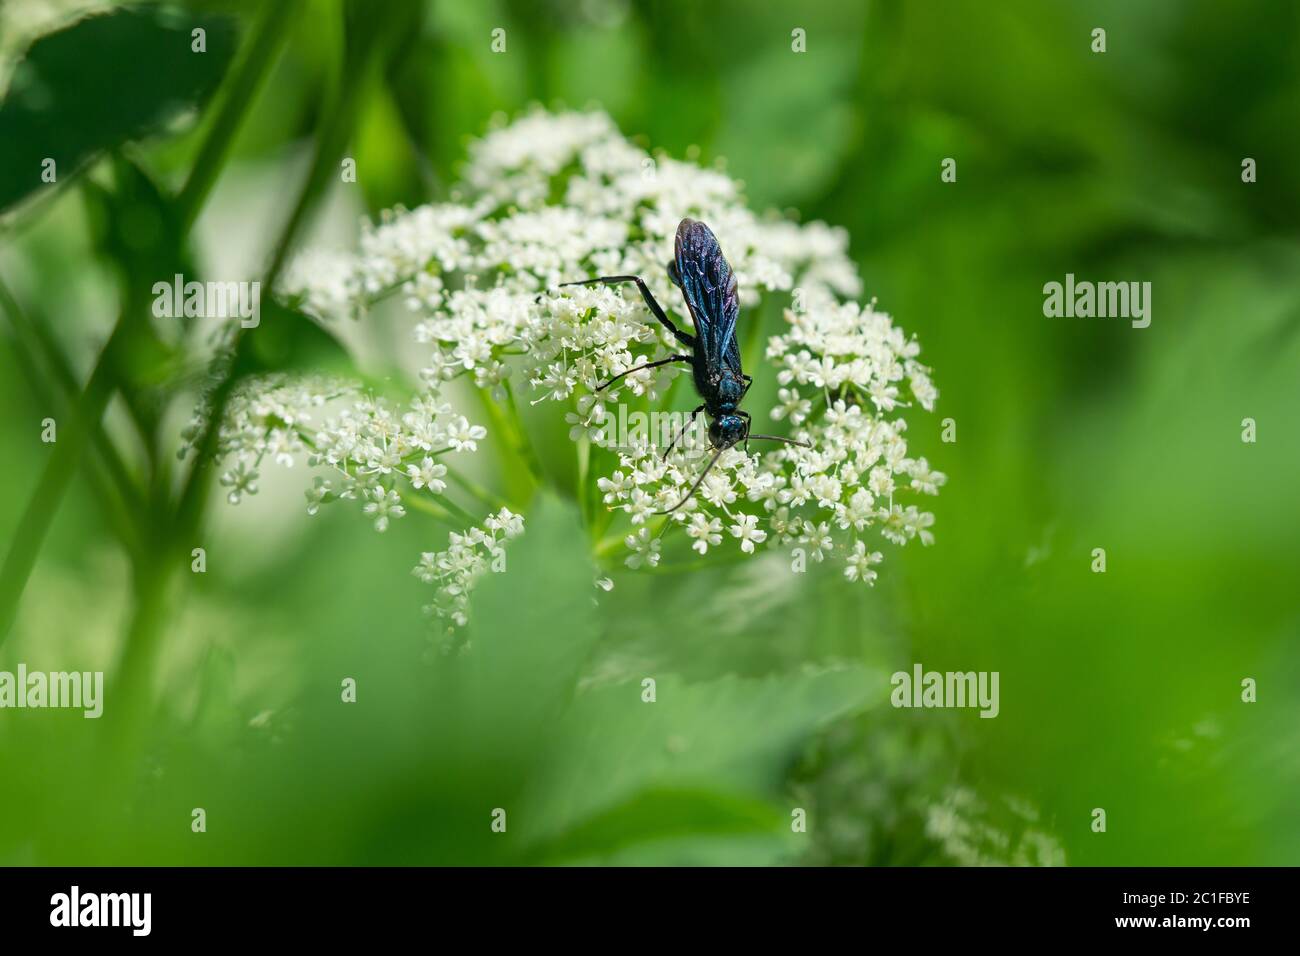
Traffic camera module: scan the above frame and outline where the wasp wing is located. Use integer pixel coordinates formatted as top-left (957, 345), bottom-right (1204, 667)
top-left (673, 218), bottom-right (742, 374)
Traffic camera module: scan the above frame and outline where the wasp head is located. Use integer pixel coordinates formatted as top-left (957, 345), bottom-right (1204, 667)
top-left (709, 414), bottom-right (747, 450)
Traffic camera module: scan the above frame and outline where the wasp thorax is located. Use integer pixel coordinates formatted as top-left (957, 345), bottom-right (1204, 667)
top-left (714, 372), bottom-right (745, 406)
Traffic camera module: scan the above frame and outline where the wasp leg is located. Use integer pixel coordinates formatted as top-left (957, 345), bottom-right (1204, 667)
top-left (656, 446), bottom-right (724, 516)
top-left (739, 410), bottom-right (754, 453)
top-left (661, 404), bottom-right (706, 461)
top-left (596, 355), bottom-right (693, 392)
top-left (559, 275), bottom-right (696, 349)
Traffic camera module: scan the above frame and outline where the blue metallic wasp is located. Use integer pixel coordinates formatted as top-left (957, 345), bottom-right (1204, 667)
top-left (561, 218), bottom-right (808, 514)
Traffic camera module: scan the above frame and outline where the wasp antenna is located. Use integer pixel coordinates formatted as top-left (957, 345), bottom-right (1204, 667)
top-left (746, 434), bottom-right (812, 449)
top-left (656, 447), bottom-right (724, 516)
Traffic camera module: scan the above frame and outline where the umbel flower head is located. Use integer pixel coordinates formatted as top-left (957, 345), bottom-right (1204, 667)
top-left (182, 372), bottom-right (483, 534)
top-left (596, 290), bottom-right (944, 580)
top-left (412, 508), bottom-right (525, 629)
top-left (205, 107), bottom-right (944, 624)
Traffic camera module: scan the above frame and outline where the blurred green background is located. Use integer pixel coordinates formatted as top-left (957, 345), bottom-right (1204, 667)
top-left (1, 0), bottom-right (1297, 865)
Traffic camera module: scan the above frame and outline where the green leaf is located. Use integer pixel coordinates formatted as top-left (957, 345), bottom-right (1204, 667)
top-left (0, 6), bottom-right (238, 214)
top-left (232, 298), bottom-right (358, 379)
top-left (529, 787), bottom-right (786, 864)
top-left (520, 664), bottom-right (888, 848)
top-left (190, 643), bottom-right (240, 748)
top-left (459, 492), bottom-right (599, 766)
top-left (83, 153), bottom-right (190, 280)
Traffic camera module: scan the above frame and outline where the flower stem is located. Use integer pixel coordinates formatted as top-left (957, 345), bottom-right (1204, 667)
top-left (501, 378), bottom-right (547, 483)
top-left (442, 464), bottom-right (509, 513)
top-left (0, 5), bottom-right (299, 648)
top-left (0, 309), bottom-right (128, 645)
top-left (176, 1), bottom-right (302, 231)
top-left (474, 385), bottom-right (539, 508)
top-left (173, 8), bottom-right (410, 539)
top-left (593, 514), bottom-right (670, 560)
top-left (576, 433), bottom-right (592, 536)
top-left (404, 491), bottom-right (466, 526)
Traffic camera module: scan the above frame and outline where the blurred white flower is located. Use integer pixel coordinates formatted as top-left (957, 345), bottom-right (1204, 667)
top-left (362, 486), bottom-right (405, 533)
top-left (624, 526), bottom-right (661, 569)
top-left (924, 788), bottom-right (1066, 867)
top-left (843, 540), bottom-right (883, 585)
top-left (188, 373), bottom-right (479, 532)
top-left (412, 508), bottom-right (525, 629)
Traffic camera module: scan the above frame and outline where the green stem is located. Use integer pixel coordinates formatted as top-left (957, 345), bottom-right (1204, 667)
top-left (593, 514), bottom-right (671, 560)
top-left (594, 533), bottom-right (625, 559)
top-left (576, 433), bottom-right (592, 537)
top-left (176, 1), bottom-right (302, 231)
top-left (0, 7), bottom-right (299, 648)
top-left (0, 277), bottom-right (145, 520)
top-left (105, 555), bottom-right (177, 753)
top-left (638, 550), bottom-right (754, 575)
top-left (475, 385), bottom-right (539, 508)
top-left (0, 294), bottom-right (143, 560)
top-left (501, 378), bottom-right (547, 483)
top-left (0, 307), bottom-right (128, 645)
top-left (173, 7), bottom-right (409, 541)
top-left (403, 491), bottom-right (463, 525)
top-left (442, 463), bottom-right (509, 513)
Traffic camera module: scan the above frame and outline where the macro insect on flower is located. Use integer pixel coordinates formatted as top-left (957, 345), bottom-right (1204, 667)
top-left (558, 218), bottom-right (809, 513)
top-left (208, 109), bottom-right (944, 621)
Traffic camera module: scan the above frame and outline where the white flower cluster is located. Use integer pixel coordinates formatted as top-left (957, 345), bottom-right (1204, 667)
top-left (282, 108), bottom-right (860, 402)
top-left (190, 373), bottom-right (483, 532)
top-left (412, 508), bottom-right (525, 628)
top-left (597, 294), bottom-right (944, 579)
top-left (924, 787), bottom-right (1066, 867)
top-left (272, 107), bottom-right (944, 581)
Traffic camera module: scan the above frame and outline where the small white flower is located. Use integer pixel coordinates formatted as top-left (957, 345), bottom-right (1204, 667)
top-left (729, 514), bottom-right (768, 554)
top-left (446, 416), bottom-right (487, 452)
top-left (905, 456), bottom-right (947, 496)
top-left (844, 540), bottom-right (883, 584)
top-left (624, 527), bottom-right (661, 569)
top-left (685, 513), bottom-right (723, 554)
top-left (484, 507), bottom-right (525, 539)
top-left (220, 462), bottom-right (259, 505)
top-left (773, 387), bottom-right (812, 424)
top-left (406, 456), bottom-right (448, 492)
top-left (305, 477), bottom-right (330, 516)
top-left (363, 486), bottom-right (405, 532)
top-left (801, 520), bottom-right (834, 562)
